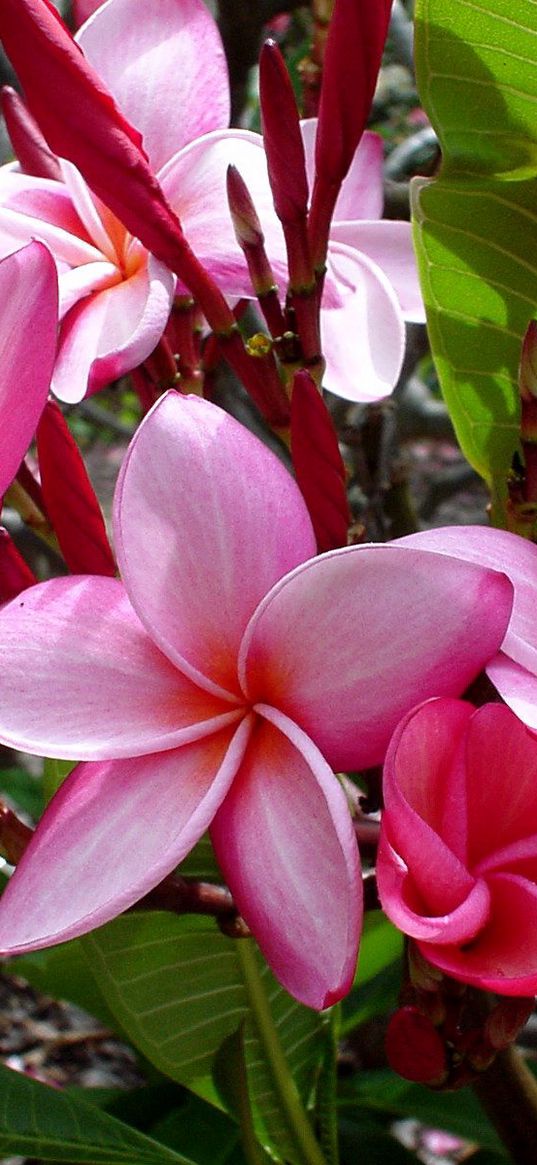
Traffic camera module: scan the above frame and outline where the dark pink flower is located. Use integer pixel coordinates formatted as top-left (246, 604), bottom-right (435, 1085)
top-left (378, 697), bottom-right (537, 994)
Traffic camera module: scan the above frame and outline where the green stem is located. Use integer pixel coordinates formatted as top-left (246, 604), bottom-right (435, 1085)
top-left (315, 1008), bottom-right (340, 1165)
top-left (236, 939), bottom-right (328, 1165)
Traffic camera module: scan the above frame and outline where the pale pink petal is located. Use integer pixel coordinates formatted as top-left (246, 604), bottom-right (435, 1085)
top-left (78, 0), bottom-right (229, 173)
top-left (376, 830), bottom-right (491, 946)
top-left (211, 704), bottom-right (361, 1009)
top-left (418, 873), bottom-right (537, 995)
top-left (58, 260), bottom-right (119, 318)
top-left (0, 576), bottom-right (242, 759)
top-left (240, 545), bottom-right (513, 770)
top-left (300, 120), bottom-right (384, 220)
top-left (0, 243), bottom-right (57, 496)
top-left (114, 393), bottom-right (316, 697)
top-left (159, 129), bottom-right (289, 295)
top-left (52, 253), bottom-right (175, 403)
top-left (321, 241), bottom-right (405, 401)
top-left (463, 704), bottom-right (537, 868)
top-left (0, 717), bottom-right (252, 954)
top-left (487, 653), bottom-right (537, 731)
top-left (0, 169), bottom-right (103, 265)
top-left (60, 160), bottom-right (122, 264)
top-left (396, 525), bottom-right (537, 673)
top-left (330, 220), bottom-right (426, 323)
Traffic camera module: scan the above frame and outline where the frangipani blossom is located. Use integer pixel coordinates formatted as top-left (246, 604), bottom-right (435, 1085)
top-left (0, 0), bottom-right (410, 404)
top-left (378, 697), bottom-right (537, 994)
top-left (0, 241), bottom-right (57, 496)
top-left (395, 526), bottom-right (537, 731)
top-left (0, 395), bottom-right (512, 1007)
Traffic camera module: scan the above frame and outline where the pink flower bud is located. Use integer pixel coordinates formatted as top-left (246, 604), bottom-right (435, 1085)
top-left (386, 1006), bottom-right (447, 1085)
top-left (1, 86), bottom-right (60, 179)
top-left (290, 370), bottom-right (350, 551)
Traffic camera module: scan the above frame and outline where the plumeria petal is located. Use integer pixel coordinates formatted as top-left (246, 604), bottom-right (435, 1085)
top-left (78, 0), bottom-right (229, 174)
top-left (0, 169), bottom-right (103, 266)
top-left (0, 242), bottom-right (57, 496)
top-left (330, 221), bottom-right (426, 323)
top-left (58, 260), bottom-right (119, 318)
top-left (240, 545), bottom-right (513, 770)
top-left (0, 717), bottom-right (253, 954)
top-left (395, 526), bottom-right (537, 724)
top-left (211, 704), bottom-right (361, 1009)
top-left (301, 121), bottom-right (384, 221)
top-left (159, 128), bottom-right (289, 294)
top-left (463, 704), bottom-right (537, 869)
top-left (376, 830), bottom-right (491, 945)
top-left (114, 393), bottom-right (316, 697)
top-left (321, 241), bottom-right (405, 401)
top-left (52, 253), bottom-right (175, 402)
top-left (418, 873), bottom-right (537, 995)
top-left (0, 576), bottom-right (242, 759)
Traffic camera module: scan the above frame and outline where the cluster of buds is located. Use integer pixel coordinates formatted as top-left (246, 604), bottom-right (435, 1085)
top-left (386, 943), bottom-right (534, 1089)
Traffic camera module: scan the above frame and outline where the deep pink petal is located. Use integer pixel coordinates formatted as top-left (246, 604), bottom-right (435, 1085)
top-left (382, 698), bottom-right (474, 877)
top-left (330, 220), bottom-right (426, 322)
top-left (240, 545), bottom-right (513, 770)
top-left (0, 242), bottom-right (57, 495)
top-left (462, 704), bottom-right (537, 868)
top-left (211, 705), bottom-right (361, 1009)
top-left (418, 873), bottom-right (537, 995)
top-left (0, 576), bottom-right (241, 759)
top-left (159, 129), bottom-right (289, 295)
top-left (301, 121), bottom-right (384, 220)
top-left (114, 393), bottom-right (316, 697)
top-left (52, 253), bottom-right (175, 403)
top-left (376, 829), bottom-right (491, 946)
top-left (321, 241), bottom-right (405, 401)
top-left (0, 717), bottom-right (252, 954)
top-left (78, 0), bottom-right (230, 173)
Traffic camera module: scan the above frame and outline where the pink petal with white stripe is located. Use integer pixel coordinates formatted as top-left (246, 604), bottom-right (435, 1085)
top-left (330, 220), bottom-right (426, 323)
top-left (0, 243), bottom-right (57, 496)
top-left (240, 545), bottom-right (513, 770)
top-left (0, 169), bottom-right (102, 266)
top-left (321, 241), bottom-right (405, 401)
top-left (0, 576), bottom-right (241, 759)
top-left (52, 253), bottom-right (175, 402)
top-left (114, 393), bottom-right (316, 697)
top-left (0, 718), bottom-right (252, 954)
top-left (78, 0), bottom-right (229, 173)
top-left (211, 705), bottom-right (361, 1009)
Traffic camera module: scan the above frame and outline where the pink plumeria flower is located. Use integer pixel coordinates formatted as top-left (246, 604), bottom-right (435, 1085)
top-left (378, 697), bottom-right (537, 994)
top-left (0, 241), bottom-right (57, 497)
top-left (395, 526), bottom-right (537, 731)
top-left (0, 394), bottom-right (512, 1008)
top-left (0, 0), bottom-right (410, 405)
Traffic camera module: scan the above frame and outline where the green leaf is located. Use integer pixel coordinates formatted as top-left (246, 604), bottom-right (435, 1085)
top-left (83, 912), bottom-right (326, 1165)
top-left (0, 765), bottom-right (44, 819)
top-left (5, 937), bottom-right (119, 1031)
top-left (413, 0), bottom-right (537, 515)
top-left (0, 1060), bottom-right (197, 1164)
top-left (339, 1068), bottom-right (504, 1153)
top-left (43, 757), bottom-right (76, 803)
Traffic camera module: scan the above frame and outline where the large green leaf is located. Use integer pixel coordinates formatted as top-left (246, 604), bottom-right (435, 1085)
top-left (413, 0), bottom-right (537, 516)
top-left (0, 1060), bottom-right (196, 1164)
top-left (83, 912), bottom-right (326, 1165)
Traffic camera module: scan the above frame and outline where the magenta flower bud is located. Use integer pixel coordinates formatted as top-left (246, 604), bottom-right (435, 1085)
top-left (519, 319), bottom-right (537, 404)
top-left (309, 0), bottom-right (392, 268)
top-left (226, 164), bottom-right (264, 248)
top-left (386, 1006), bottom-right (448, 1085)
top-left (290, 369), bottom-right (351, 551)
top-left (259, 39), bottom-right (309, 227)
top-left (1, 86), bottom-right (60, 180)
top-left (36, 401), bottom-right (117, 577)
top-left (0, 528), bottom-right (37, 602)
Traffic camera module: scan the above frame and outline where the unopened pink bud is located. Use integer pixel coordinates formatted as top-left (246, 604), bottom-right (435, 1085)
top-left (226, 165), bottom-right (264, 249)
top-left (259, 39), bottom-right (309, 226)
top-left (0, 528), bottom-right (37, 602)
top-left (290, 370), bottom-right (350, 551)
top-left (519, 319), bottom-right (537, 403)
top-left (386, 1006), bottom-right (447, 1085)
top-left (1, 86), bottom-right (60, 180)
